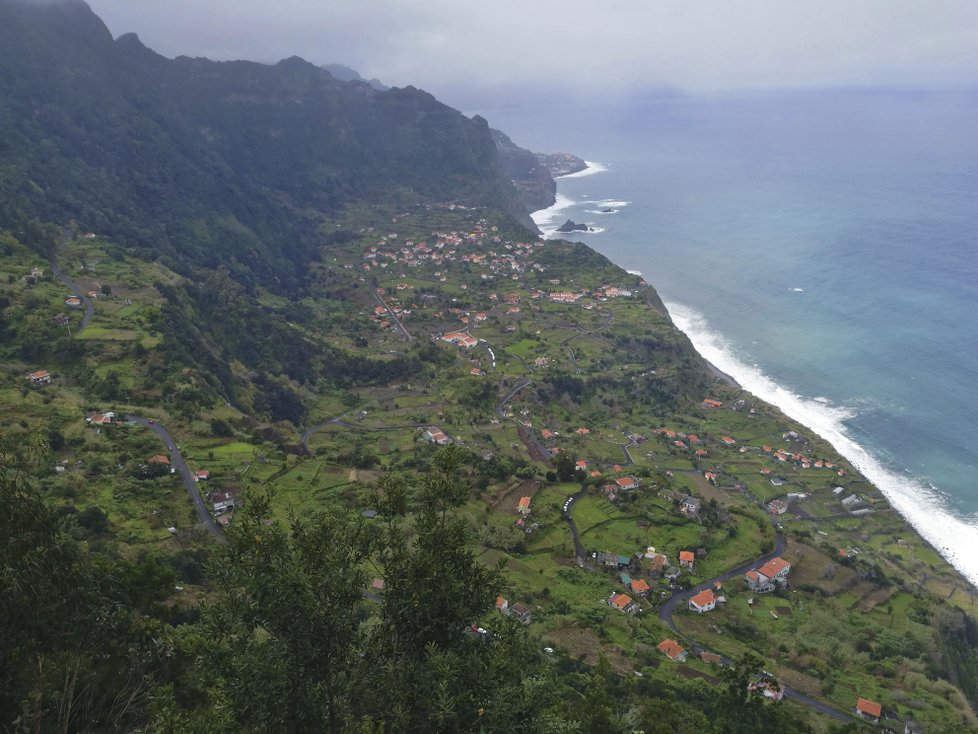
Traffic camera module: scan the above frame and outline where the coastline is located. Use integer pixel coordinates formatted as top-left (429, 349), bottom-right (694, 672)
top-left (534, 162), bottom-right (978, 591)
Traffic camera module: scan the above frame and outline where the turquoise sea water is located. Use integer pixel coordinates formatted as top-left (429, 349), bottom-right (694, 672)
top-left (477, 90), bottom-right (978, 583)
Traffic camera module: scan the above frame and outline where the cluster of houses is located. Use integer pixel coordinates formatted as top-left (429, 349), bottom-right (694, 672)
top-left (356, 225), bottom-right (544, 282)
top-left (439, 331), bottom-right (479, 349)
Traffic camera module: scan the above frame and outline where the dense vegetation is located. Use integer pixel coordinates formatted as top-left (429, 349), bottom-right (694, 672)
top-left (3, 2), bottom-right (978, 732)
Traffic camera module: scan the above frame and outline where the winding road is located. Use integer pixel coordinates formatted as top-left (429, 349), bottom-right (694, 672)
top-left (658, 533), bottom-right (787, 633)
top-left (656, 531), bottom-right (856, 724)
top-left (126, 415), bottom-right (225, 541)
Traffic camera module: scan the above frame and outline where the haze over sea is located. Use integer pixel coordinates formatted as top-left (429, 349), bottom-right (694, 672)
top-left (480, 90), bottom-right (978, 586)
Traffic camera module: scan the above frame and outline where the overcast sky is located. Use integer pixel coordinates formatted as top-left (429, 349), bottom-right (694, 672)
top-left (85, 0), bottom-right (978, 102)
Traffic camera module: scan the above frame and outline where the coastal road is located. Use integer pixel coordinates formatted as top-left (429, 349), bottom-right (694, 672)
top-left (126, 415), bottom-right (225, 541)
top-left (372, 287), bottom-right (411, 341)
top-left (49, 257), bottom-right (95, 334)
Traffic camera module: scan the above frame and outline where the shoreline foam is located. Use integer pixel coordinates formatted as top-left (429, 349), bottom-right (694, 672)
top-left (666, 298), bottom-right (978, 589)
top-left (533, 163), bottom-right (978, 590)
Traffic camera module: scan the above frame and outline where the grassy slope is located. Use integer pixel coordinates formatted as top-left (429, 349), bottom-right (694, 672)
top-left (3, 201), bottom-right (977, 732)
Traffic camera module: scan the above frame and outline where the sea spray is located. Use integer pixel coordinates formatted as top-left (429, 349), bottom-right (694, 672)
top-left (666, 299), bottom-right (978, 587)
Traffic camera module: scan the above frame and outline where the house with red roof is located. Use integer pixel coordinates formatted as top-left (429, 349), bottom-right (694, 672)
top-left (614, 476), bottom-right (639, 491)
top-left (630, 578), bottom-right (650, 597)
top-left (855, 698), bottom-right (882, 723)
top-left (517, 496), bottom-right (531, 514)
top-left (422, 427), bottom-right (452, 445)
top-left (27, 370), bottom-right (52, 386)
top-left (679, 550), bottom-right (695, 571)
top-left (720, 436), bottom-right (736, 445)
top-left (609, 592), bottom-right (638, 614)
top-left (657, 639), bottom-right (688, 662)
top-left (703, 399), bottom-right (723, 409)
top-left (745, 557), bottom-right (792, 592)
top-left (688, 589), bottom-right (716, 613)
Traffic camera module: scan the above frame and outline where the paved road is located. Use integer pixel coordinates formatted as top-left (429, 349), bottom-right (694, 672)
top-left (561, 489), bottom-right (588, 564)
top-left (782, 688), bottom-right (853, 723)
top-left (655, 530), bottom-right (855, 724)
top-left (658, 533), bottom-right (787, 632)
top-left (49, 258), bottom-right (95, 333)
top-left (300, 414), bottom-right (346, 453)
top-left (495, 379), bottom-right (531, 418)
top-left (372, 288), bottom-right (411, 341)
top-left (126, 415), bottom-right (225, 541)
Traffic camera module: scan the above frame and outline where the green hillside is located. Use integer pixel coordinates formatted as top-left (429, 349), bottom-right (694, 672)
top-left (2, 2), bottom-right (977, 733)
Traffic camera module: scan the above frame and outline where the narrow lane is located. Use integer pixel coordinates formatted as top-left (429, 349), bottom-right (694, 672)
top-left (126, 415), bottom-right (225, 541)
top-left (49, 258), bottom-right (95, 333)
top-left (372, 287), bottom-right (411, 341)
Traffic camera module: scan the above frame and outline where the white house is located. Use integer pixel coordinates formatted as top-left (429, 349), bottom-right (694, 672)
top-left (688, 589), bottom-right (716, 613)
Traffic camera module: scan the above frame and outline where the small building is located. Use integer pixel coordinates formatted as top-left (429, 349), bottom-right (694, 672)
top-left (702, 399), bottom-right (722, 409)
top-left (65, 296), bottom-right (82, 308)
top-left (27, 370), bottom-right (52, 386)
top-left (688, 589), bottom-right (716, 613)
top-left (210, 491), bottom-right (238, 515)
top-left (657, 639), bottom-right (688, 662)
top-left (749, 676), bottom-right (784, 701)
top-left (87, 411), bottom-right (115, 426)
top-left (193, 469), bottom-right (210, 482)
top-left (495, 597), bottom-right (509, 613)
top-left (422, 427), bottom-right (452, 445)
top-left (517, 496), bottom-right (531, 515)
top-left (700, 651), bottom-right (722, 665)
top-left (855, 698), bottom-right (882, 723)
top-left (679, 550), bottom-right (695, 571)
top-left (509, 603), bottom-right (532, 624)
top-left (614, 476), bottom-right (639, 491)
top-left (766, 499), bottom-right (788, 515)
top-left (609, 592), bottom-right (638, 614)
top-left (679, 495), bottom-right (701, 517)
top-left (148, 454), bottom-right (170, 466)
top-left (630, 578), bottom-right (650, 597)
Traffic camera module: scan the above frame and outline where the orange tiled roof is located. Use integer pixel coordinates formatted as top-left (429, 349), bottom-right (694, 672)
top-left (657, 639), bottom-right (686, 659)
top-left (856, 698), bottom-right (882, 718)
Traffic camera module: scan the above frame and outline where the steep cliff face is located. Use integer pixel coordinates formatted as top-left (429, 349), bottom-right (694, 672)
top-left (491, 129), bottom-right (588, 216)
top-left (0, 0), bottom-right (535, 290)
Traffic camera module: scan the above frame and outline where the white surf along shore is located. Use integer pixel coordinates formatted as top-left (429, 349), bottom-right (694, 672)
top-left (532, 161), bottom-right (978, 589)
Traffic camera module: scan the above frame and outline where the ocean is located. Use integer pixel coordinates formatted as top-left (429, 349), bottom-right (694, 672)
top-left (477, 90), bottom-right (978, 585)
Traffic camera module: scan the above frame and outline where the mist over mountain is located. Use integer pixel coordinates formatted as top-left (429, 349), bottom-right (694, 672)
top-left (0, 0), bottom-right (535, 291)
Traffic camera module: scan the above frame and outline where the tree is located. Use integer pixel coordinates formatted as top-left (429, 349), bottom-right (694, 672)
top-left (553, 450), bottom-right (578, 482)
top-left (194, 492), bottom-right (373, 734)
